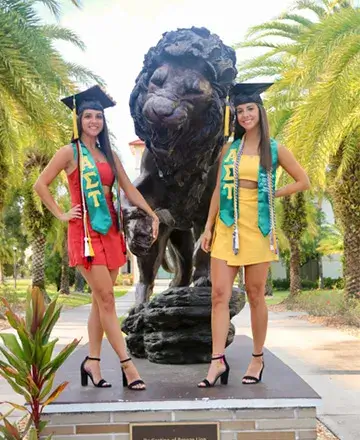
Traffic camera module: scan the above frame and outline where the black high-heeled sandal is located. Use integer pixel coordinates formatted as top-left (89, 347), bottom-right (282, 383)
top-left (80, 356), bottom-right (112, 388)
top-left (198, 354), bottom-right (230, 388)
top-left (121, 357), bottom-right (146, 391)
top-left (242, 353), bottom-right (264, 384)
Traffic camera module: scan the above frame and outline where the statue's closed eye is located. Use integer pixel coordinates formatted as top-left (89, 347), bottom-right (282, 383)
top-left (150, 68), bottom-right (168, 87)
top-left (184, 79), bottom-right (203, 95)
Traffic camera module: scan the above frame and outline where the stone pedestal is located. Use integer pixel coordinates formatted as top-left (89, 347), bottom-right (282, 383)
top-left (43, 336), bottom-right (321, 440)
top-left (121, 286), bottom-right (245, 364)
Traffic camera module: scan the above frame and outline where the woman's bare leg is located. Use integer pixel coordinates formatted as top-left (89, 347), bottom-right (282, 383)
top-left (79, 265), bottom-right (145, 389)
top-left (242, 262), bottom-right (270, 383)
top-left (83, 267), bottom-right (118, 384)
top-left (198, 258), bottom-right (238, 386)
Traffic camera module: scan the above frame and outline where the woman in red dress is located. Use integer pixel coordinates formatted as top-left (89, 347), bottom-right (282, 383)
top-left (34, 86), bottom-right (159, 391)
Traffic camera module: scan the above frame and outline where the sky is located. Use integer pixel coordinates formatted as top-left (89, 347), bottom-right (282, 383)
top-left (39, 0), bottom-right (295, 179)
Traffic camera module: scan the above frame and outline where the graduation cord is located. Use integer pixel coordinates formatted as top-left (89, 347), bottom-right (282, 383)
top-left (76, 141), bottom-right (94, 260)
top-left (232, 137), bottom-right (245, 255)
top-left (267, 168), bottom-right (278, 255)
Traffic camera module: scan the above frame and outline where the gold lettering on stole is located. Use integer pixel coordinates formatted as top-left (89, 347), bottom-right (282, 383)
top-left (225, 149), bottom-right (237, 163)
top-left (82, 156), bottom-right (94, 170)
top-left (83, 172), bottom-right (100, 190)
top-left (223, 148), bottom-right (236, 200)
top-left (223, 183), bottom-right (234, 200)
top-left (88, 190), bottom-right (101, 207)
top-left (224, 164), bottom-right (234, 181)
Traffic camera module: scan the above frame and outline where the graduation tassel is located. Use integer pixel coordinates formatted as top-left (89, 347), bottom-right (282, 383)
top-left (72, 96), bottom-right (79, 140)
top-left (224, 97), bottom-right (230, 137)
top-left (87, 227), bottom-right (95, 257)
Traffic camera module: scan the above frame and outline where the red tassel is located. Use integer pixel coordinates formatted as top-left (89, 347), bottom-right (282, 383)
top-left (83, 256), bottom-right (93, 271)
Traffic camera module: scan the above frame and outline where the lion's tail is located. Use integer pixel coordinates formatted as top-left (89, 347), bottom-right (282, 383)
top-left (161, 242), bottom-right (177, 274)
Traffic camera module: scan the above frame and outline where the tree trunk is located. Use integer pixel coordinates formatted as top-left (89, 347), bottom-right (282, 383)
top-left (59, 237), bottom-right (70, 295)
top-left (32, 234), bottom-right (51, 303)
top-left (265, 266), bottom-right (273, 296)
top-left (318, 257), bottom-right (324, 289)
top-left (330, 151), bottom-right (360, 299)
top-left (74, 269), bottom-right (86, 293)
top-left (289, 240), bottom-right (301, 297)
top-left (343, 227), bottom-right (360, 299)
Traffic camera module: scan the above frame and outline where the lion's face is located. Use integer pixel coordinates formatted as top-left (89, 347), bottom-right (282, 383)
top-left (142, 63), bottom-right (213, 131)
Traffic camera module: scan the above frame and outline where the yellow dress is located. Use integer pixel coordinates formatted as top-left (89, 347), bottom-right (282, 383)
top-left (211, 155), bottom-right (279, 267)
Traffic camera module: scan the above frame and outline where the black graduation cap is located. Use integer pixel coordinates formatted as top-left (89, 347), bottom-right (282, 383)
top-left (61, 85), bottom-right (116, 115)
top-left (230, 82), bottom-right (273, 107)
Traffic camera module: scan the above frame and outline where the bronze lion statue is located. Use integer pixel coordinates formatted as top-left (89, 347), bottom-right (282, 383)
top-left (123, 27), bottom-right (237, 304)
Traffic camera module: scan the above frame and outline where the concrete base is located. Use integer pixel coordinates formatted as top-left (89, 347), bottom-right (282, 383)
top-left (43, 336), bottom-right (321, 440)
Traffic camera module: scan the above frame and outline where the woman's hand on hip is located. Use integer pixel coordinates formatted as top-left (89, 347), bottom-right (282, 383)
top-left (59, 204), bottom-right (82, 222)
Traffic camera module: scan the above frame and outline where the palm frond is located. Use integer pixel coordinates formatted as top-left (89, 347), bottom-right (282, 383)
top-left (65, 62), bottom-right (106, 86)
top-left (40, 24), bottom-right (85, 50)
top-left (34, 0), bottom-right (82, 20)
top-left (293, 0), bottom-right (327, 18)
top-left (34, 0), bottom-right (61, 19)
top-left (246, 21), bottom-right (305, 40)
top-left (278, 12), bottom-right (315, 28)
top-left (317, 223), bottom-right (344, 255)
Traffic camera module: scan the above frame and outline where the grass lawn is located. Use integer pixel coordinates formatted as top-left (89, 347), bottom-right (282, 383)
top-left (5, 279), bottom-right (129, 310)
top-left (268, 289), bottom-right (359, 327)
top-left (265, 290), bottom-right (289, 305)
top-left (265, 289), bottom-right (344, 306)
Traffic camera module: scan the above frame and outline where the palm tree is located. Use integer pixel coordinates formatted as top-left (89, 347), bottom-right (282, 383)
top-left (235, 1), bottom-right (360, 298)
top-left (1, 1), bottom-right (105, 296)
top-left (281, 193), bottom-right (307, 296)
top-left (0, 225), bottom-right (16, 282)
top-left (47, 193), bottom-right (71, 294)
top-left (0, 0), bottom-right (103, 211)
top-left (22, 151), bottom-right (54, 301)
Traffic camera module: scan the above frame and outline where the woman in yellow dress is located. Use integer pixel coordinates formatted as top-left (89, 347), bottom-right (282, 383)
top-left (198, 83), bottom-right (310, 387)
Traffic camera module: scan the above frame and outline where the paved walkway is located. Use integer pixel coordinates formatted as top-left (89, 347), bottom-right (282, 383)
top-left (233, 304), bottom-right (360, 440)
top-left (1, 281), bottom-right (359, 439)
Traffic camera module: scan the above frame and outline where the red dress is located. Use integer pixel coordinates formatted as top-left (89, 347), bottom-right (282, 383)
top-left (67, 162), bottom-right (127, 270)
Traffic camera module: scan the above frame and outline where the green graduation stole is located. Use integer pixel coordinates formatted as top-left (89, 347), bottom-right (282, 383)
top-left (219, 138), bottom-right (278, 253)
top-left (72, 142), bottom-right (112, 235)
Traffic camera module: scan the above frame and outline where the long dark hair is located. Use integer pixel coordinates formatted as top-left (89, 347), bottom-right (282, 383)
top-left (72, 108), bottom-right (118, 179)
top-left (234, 104), bottom-right (272, 171)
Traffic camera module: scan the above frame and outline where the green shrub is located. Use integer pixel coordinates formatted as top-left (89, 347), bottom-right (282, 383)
top-left (44, 246), bottom-right (62, 291)
top-left (323, 277), bottom-right (345, 290)
top-left (273, 278), bottom-right (290, 290)
top-left (274, 277), bottom-right (345, 291)
top-left (0, 287), bottom-right (80, 439)
top-left (301, 280), bottom-right (318, 290)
